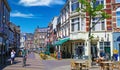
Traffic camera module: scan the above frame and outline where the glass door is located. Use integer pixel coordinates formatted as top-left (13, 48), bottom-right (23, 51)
top-left (119, 44), bottom-right (120, 61)
top-left (91, 44), bottom-right (97, 61)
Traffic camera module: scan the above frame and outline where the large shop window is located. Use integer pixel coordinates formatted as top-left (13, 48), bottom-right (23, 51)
top-left (99, 42), bottom-right (111, 58)
top-left (75, 42), bottom-right (85, 59)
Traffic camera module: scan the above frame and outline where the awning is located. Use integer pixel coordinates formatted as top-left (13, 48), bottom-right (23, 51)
top-left (54, 37), bottom-right (70, 46)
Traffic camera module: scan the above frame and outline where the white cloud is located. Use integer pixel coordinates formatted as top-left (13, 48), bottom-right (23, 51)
top-left (116, 7), bottom-right (120, 12)
top-left (11, 11), bottom-right (34, 18)
top-left (19, 0), bottom-right (65, 6)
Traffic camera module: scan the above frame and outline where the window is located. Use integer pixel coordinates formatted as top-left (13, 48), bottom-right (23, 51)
top-left (116, 8), bottom-right (120, 27)
top-left (92, 17), bottom-right (105, 31)
top-left (99, 42), bottom-right (110, 50)
top-left (99, 41), bottom-right (111, 58)
top-left (71, 0), bottom-right (79, 12)
top-left (43, 36), bottom-right (44, 38)
top-left (72, 24), bottom-right (74, 31)
top-left (62, 11), bottom-right (65, 22)
top-left (0, 11), bottom-right (1, 23)
top-left (100, 42), bottom-right (104, 50)
top-left (71, 18), bottom-right (79, 32)
top-left (65, 9), bottom-right (69, 20)
top-left (101, 21), bottom-right (105, 30)
top-left (71, 0), bottom-right (78, 3)
top-left (93, 0), bottom-right (104, 7)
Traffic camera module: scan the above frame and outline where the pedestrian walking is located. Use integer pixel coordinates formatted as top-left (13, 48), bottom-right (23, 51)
top-left (10, 49), bottom-right (16, 64)
top-left (22, 47), bottom-right (28, 67)
top-left (57, 50), bottom-right (62, 60)
top-left (105, 53), bottom-right (109, 61)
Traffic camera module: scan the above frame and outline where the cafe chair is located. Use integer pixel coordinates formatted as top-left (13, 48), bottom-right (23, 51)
top-left (70, 60), bottom-right (80, 70)
top-left (70, 61), bottom-right (76, 70)
top-left (82, 61), bottom-right (89, 70)
top-left (112, 61), bottom-right (120, 70)
top-left (102, 64), bottom-right (113, 70)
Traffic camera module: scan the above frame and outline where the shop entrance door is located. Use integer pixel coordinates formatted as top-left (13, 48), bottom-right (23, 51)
top-left (75, 45), bottom-right (84, 59)
top-left (119, 44), bottom-right (120, 61)
top-left (104, 47), bottom-right (111, 60)
top-left (91, 44), bottom-right (97, 61)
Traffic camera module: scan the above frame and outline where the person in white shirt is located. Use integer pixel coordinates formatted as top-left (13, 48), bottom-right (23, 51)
top-left (11, 49), bottom-right (16, 64)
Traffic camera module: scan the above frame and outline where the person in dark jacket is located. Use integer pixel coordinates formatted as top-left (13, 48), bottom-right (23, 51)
top-left (22, 47), bottom-right (28, 67)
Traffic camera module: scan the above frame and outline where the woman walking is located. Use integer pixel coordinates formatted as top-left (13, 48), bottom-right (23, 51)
top-left (10, 49), bottom-right (16, 64)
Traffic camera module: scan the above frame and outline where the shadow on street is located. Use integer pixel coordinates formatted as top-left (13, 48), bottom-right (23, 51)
top-left (0, 57), bottom-right (21, 70)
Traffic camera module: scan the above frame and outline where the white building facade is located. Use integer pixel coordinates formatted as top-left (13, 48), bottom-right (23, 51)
top-left (54, 0), bottom-right (120, 60)
top-left (20, 33), bottom-right (26, 49)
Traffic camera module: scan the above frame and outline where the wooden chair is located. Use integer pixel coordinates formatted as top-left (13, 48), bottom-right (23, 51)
top-left (112, 61), bottom-right (120, 70)
top-left (102, 63), bottom-right (113, 70)
top-left (71, 61), bottom-right (77, 70)
top-left (70, 60), bottom-right (80, 70)
top-left (82, 61), bottom-right (89, 70)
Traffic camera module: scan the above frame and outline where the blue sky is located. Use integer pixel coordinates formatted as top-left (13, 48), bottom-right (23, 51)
top-left (8, 0), bottom-right (65, 33)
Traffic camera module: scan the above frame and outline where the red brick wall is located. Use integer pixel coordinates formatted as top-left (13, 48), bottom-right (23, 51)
top-left (112, 0), bottom-right (120, 32)
top-left (86, 0), bottom-right (112, 31)
top-left (105, 0), bottom-right (112, 31)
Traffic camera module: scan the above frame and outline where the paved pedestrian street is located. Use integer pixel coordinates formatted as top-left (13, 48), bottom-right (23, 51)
top-left (2, 52), bottom-right (118, 70)
top-left (2, 52), bottom-right (44, 70)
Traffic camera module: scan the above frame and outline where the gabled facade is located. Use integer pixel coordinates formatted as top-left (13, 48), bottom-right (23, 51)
top-left (34, 27), bottom-right (47, 52)
top-left (25, 33), bottom-right (34, 49)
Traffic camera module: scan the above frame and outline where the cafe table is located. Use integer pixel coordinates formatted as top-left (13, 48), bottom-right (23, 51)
top-left (74, 60), bottom-right (87, 70)
top-left (100, 61), bottom-right (114, 70)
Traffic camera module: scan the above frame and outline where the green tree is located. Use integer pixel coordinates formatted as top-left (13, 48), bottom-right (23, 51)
top-left (77, 0), bottom-right (110, 66)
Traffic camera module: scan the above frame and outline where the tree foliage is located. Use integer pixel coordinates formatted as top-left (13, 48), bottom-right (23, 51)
top-left (77, 0), bottom-right (110, 66)
top-left (77, 0), bottom-right (110, 35)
